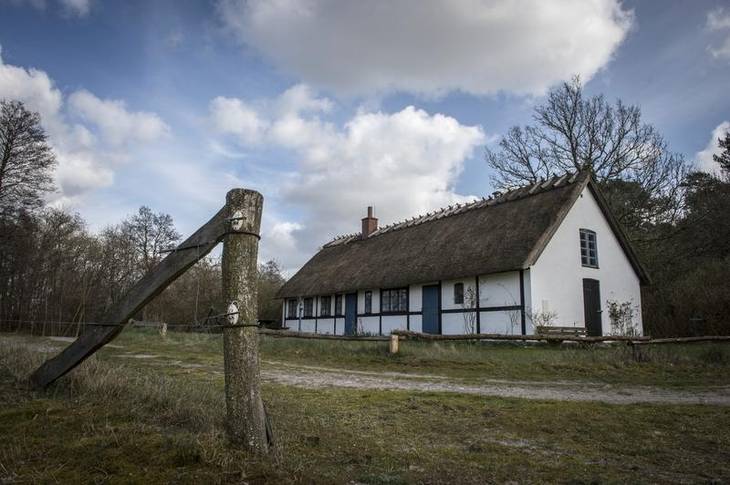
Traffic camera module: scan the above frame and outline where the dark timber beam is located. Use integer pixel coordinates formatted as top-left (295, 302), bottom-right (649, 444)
top-left (29, 206), bottom-right (229, 389)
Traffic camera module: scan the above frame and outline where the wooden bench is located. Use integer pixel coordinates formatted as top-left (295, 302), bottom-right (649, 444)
top-left (535, 325), bottom-right (587, 338)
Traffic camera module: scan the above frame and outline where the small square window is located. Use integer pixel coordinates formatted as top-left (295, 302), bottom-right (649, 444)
top-left (579, 229), bottom-right (598, 268)
top-left (320, 296), bottom-right (331, 317)
top-left (287, 299), bottom-right (297, 318)
top-left (303, 298), bottom-right (314, 317)
top-left (454, 283), bottom-right (464, 305)
top-left (364, 291), bottom-right (372, 314)
top-left (380, 288), bottom-right (408, 313)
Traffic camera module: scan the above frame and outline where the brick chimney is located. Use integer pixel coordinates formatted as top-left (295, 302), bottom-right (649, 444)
top-left (361, 206), bottom-right (378, 239)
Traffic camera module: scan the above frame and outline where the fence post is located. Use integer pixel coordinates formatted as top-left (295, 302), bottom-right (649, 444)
top-left (221, 188), bottom-right (272, 453)
top-left (390, 334), bottom-right (399, 354)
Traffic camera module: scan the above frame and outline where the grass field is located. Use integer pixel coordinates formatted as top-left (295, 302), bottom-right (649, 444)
top-left (119, 328), bottom-right (730, 388)
top-left (1, 329), bottom-right (730, 483)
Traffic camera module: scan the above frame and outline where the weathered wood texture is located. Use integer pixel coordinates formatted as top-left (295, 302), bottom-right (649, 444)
top-left (221, 189), bottom-right (271, 453)
top-left (633, 336), bottom-right (730, 345)
top-left (29, 207), bottom-right (228, 389)
top-left (535, 325), bottom-right (587, 337)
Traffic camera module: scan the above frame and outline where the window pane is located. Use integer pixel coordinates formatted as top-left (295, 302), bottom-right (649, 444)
top-left (454, 283), bottom-right (464, 304)
top-left (580, 229), bottom-right (598, 267)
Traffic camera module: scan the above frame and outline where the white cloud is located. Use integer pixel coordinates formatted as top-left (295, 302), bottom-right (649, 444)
top-left (69, 90), bottom-right (170, 145)
top-left (275, 83), bottom-right (333, 116)
top-left (0, 49), bottom-right (169, 205)
top-left (8, 0), bottom-right (92, 16)
top-left (217, 0), bottom-right (633, 97)
top-left (209, 85), bottom-right (486, 271)
top-left (209, 96), bottom-right (268, 144)
top-left (59, 0), bottom-right (91, 16)
top-left (696, 121), bottom-right (730, 174)
top-left (707, 7), bottom-right (730, 60)
top-left (708, 7), bottom-right (730, 30)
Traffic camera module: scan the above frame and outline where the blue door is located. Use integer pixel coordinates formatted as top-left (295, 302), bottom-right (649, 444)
top-left (422, 285), bottom-right (440, 334)
top-left (344, 293), bottom-right (358, 335)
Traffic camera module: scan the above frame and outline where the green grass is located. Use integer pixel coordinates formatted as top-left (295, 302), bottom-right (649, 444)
top-left (1, 331), bottom-right (730, 483)
top-left (106, 328), bottom-right (730, 388)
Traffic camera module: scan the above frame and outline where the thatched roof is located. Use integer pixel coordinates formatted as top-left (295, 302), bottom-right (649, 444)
top-left (277, 171), bottom-right (649, 298)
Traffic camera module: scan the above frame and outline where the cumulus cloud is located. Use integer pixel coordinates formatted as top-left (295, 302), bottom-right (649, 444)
top-left (59, 0), bottom-right (91, 16)
top-left (217, 0), bottom-right (633, 97)
top-left (696, 121), bottom-right (730, 174)
top-left (0, 49), bottom-right (168, 205)
top-left (8, 0), bottom-right (92, 16)
top-left (209, 96), bottom-right (268, 144)
top-left (209, 84), bottom-right (485, 270)
top-left (69, 90), bottom-right (170, 145)
top-left (707, 7), bottom-right (730, 60)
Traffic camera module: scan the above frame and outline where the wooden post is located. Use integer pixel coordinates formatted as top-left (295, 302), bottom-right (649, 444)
top-left (221, 189), bottom-right (272, 453)
top-left (390, 334), bottom-right (399, 354)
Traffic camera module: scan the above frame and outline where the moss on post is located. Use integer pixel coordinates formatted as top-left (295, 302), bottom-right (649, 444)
top-left (221, 188), bottom-right (271, 453)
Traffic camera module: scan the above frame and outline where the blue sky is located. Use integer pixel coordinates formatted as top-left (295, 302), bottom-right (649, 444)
top-left (1, 0), bottom-right (729, 272)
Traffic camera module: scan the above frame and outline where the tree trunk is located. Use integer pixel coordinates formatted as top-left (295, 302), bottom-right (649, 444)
top-left (221, 188), bottom-right (272, 453)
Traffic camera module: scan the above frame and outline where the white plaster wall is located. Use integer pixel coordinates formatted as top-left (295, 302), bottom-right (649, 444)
top-left (315, 318), bottom-right (335, 335)
top-left (381, 315), bottom-right (408, 334)
top-left (441, 278), bottom-right (477, 311)
top-left (409, 285), bottom-right (423, 312)
top-left (299, 320), bottom-right (316, 333)
top-left (333, 318), bottom-right (345, 335)
top-left (358, 316), bottom-right (380, 335)
top-left (530, 186), bottom-right (643, 335)
top-left (442, 312), bottom-right (476, 334)
top-left (409, 314), bottom-right (422, 333)
top-left (478, 272), bottom-right (521, 308)
top-left (480, 310), bottom-right (522, 334)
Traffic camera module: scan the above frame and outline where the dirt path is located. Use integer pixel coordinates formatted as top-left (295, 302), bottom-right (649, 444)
top-left (5, 335), bottom-right (730, 406)
top-left (261, 361), bottom-right (730, 406)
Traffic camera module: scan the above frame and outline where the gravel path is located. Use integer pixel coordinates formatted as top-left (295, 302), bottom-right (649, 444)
top-left (261, 361), bottom-right (730, 406)
top-left (5, 335), bottom-right (729, 406)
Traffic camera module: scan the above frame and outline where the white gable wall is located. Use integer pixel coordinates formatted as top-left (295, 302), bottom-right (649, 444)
top-left (529, 186), bottom-right (643, 335)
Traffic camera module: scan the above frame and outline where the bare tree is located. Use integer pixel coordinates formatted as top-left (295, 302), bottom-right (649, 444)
top-left (121, 206), bottom-right (181, 275)
top-left (486, 77), bottom-right (687, 228)
top-left (713, 129), bottom-right (730, 177)
top-left (0, 100), bottom-right (56, 215)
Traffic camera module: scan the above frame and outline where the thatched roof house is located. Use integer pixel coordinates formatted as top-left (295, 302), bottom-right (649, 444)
top-left (278, 170), bottom-right (648, 337)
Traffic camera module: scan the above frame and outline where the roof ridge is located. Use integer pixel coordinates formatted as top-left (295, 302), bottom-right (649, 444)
top-left (322, 169), bottom-right (584, 248)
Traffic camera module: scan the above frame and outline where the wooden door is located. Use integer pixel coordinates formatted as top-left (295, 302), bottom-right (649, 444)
top-left (344, 293), bottom-right (358, 335)
top-left (422, 285), bottom-right (440, 334)
top-left (582, 278), bottom-right (602, 336)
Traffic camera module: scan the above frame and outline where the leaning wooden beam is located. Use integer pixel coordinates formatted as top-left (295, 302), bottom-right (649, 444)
top-left (29, 206), bottom-right (229, 389)
top-left (632, 336), bottom-right (730, 345)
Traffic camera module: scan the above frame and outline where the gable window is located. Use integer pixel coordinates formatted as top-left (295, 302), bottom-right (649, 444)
top-left (454, 283), bottom-right (464, 305)
top-left (381, 288), bottom-right (408, 313)
top-left (303, 297), bottom-right (314, 317)
top-left (580, 229), bottom-right (599, 268)
top-left (286, 299), bottom-right (298, 319)
top-left (335, 294), bottom-right (343, 316)
top-left (364, 291), bottom-right (373, 314)
top-left (320, 296), bottom-right (331, 317)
